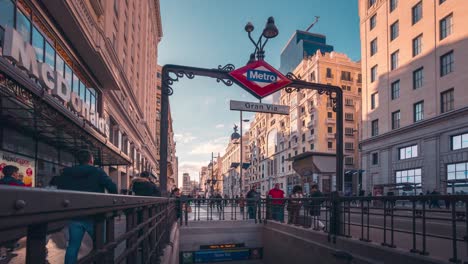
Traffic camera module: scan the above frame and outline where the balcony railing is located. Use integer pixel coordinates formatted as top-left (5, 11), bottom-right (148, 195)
top-left (306, 134), bottom-right (315, 142)
top-left (326, 118), bottom-right (336, 124)
top-left (0, 186), bottom-right (176, 264)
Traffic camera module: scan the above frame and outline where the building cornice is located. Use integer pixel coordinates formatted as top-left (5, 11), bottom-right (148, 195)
top-left (360, 106), bottom-right (468, 146)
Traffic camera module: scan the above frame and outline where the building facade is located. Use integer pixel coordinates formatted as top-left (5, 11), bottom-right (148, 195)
top-left (359, 0), bottom-right (468, 194)
top-left (221, 133), bottom-right (250, 198)
top-left (0, 0), bottom-right (172, 191)
top-left (182, 172), bottom-right (191, 195)
top-left (247, 51), bottom-right (362, 196)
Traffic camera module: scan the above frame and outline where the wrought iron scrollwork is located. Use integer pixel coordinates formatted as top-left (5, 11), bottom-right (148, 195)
top-left (162, 68), bottom-right (195, 95)
top-left (216, 64), bottom-right (235, 86)
top-left (284, 72), bottom-right (301, 93)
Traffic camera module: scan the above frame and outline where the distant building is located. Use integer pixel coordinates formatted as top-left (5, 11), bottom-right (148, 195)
top-left (359, 0), bottom-right (468, 194)
top-left (182, 173), bottom-right (191, 195)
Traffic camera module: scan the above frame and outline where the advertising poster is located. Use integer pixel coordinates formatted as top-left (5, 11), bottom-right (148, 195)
top-left (0, 151), bottom-right (35, 187)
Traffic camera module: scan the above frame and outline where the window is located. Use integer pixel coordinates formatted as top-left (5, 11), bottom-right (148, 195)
top-left (341, 71), bottom-right (351, 81)
top-left (399, 145), bottom-right (418, 160)
top-left (370, 15), bottom-right (376, 30)
top-left (310, 144), bottom-right (314, 150)
top-left (310, 71), bottom-right (316, 82)
top-left (412, 34), bottom-right (422, 57)
top-left (328, 142), bottom-right (333, 149)
top-left (328, 127), bottom-right (333, 133)
top-left (441, 89), bottom-right (454, 113)
top-left (370, 38), bottom-right (378, 56)
top-left (16, 8), bottom-right (31, 43)
top-left (371, 92), bottom-right (378, 110)
top-left (390, 21), bottom-right (399, 41)
top-left (440, 14), bottom-right (453, 40)
top-left (391, 50), bottom-right (399, 70)
top-left (44, 41), bottom-right (55, 69)
top-left (345, 143), bottom-right (354, 150)
top-left (357, 74), bottom-right (362, 83)
top-left (412, 2), bottom-right (422, 25)
top-left (392, 111), bottom-right (400, 129)
top-left (440, 51), bottom-right (454, 77)
top-left (302, 134), bottom-right (305, 142)
top-left (451, 133), bottom-right (468, 150)
top-left (327, 112), bottom-right (333, 118)
top-left (369, 0), bottom-right (376, 8)
top-left (345, 113), bottom-right (354, 121)
top-left (391, 80), bottom-right (400, 100)
top-left (390, 0), bottom-right (398, 12)
top-left (345, 98), bottom-right (354, 106)
top-left (447, 162), bottom-right (468, 184)
top-left (413, 67), bottom-right (423, 89)
top-left (32, 27), bottom-right (44, 62)
top-left (372, 153), bottom-right (379, 165)
top-left (440, 0), bottom-right (446, 4)
top-left (371, 119), bottom-right (379, 137)
top-left (114, 0), bottom-right (119, 16)
top-left (326, 68), bottom-right (332, 78)
top-left (345, 157), bottom-right (354, 165)
top-left (0, 0), bottom-right (14, 32)
top-left (396, 168), bottom-right (422, 185)
top-left (414, 101), bottom-right (424, 122)
top-left (371, 65), bottom-right (377, 83)
top-left (345, 128), bottom-right (354, 136)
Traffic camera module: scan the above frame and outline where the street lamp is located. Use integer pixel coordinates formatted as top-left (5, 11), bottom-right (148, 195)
top-left (245, 16), bottom-right (279, 61)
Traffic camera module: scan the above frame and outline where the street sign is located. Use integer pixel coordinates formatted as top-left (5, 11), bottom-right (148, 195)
top-left (230, 100), bottom-right (289, 115)
top-left (229, 60), bottom-right (292, 99)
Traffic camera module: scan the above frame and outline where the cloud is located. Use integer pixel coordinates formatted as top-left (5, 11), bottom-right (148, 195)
top-left (174, 132), bottom-right (197, 144)
top-left (189, 136), bottom-right (229, 156)
top-left (215, 124), bottom-right (225, 129)
top-left (178, 161), bottom-right (206, 180)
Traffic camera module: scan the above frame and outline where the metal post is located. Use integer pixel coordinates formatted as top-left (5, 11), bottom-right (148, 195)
top-left (335, 91), bottom-right (344, 192)
top-left (160, 67), bottom-right (170, 197)
top-left (240, 111), bottom-right (243, 195)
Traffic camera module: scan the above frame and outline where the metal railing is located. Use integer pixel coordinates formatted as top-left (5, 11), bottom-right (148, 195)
top-left (0, 186), bottom-right (176, 264)
top-left (179, 194), bottom-right (468, 263)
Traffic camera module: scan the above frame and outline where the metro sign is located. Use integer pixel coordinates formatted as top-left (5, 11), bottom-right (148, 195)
top-left (229, 60), bottom-right (292, 99)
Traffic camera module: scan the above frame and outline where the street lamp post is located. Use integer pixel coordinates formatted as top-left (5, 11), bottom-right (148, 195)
top-left (239, 112), bottom-right (250, 195)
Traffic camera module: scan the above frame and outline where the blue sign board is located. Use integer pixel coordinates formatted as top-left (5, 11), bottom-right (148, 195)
top-left (181, 248), bottom-right (263, 263)
top-left (246, 69), bottom-right (278, 83)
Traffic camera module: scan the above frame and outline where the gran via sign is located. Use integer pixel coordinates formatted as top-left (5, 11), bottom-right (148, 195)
top-left (1, 27), bottom-right (109, 136)
top-left (230, 100), bottom-right (289, 115)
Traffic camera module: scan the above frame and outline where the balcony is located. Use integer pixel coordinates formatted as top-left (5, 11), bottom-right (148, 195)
top-left (326, 118), bottom-right (336, 124)
top-left (307, 119), bottom-right (316, 128)
top-left (306, 134), bottom-right (315, 141)
top-left (291, 141), bottom-right (299, 149)
top-left (327, 133), bottom-right (335, 139)
top-left (308, 106), bottom-right (316, 114)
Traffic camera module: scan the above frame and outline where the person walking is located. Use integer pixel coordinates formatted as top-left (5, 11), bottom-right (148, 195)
top-left (287, 185), bottom-right (303, 225)
top-left (54, 149), bottom-right (117, 264)
top-left (130, 171), bottom-right (161, 197)
top-left (170, 188), bottom-right (182, 220)
top-left (309, 184), bottom-right (324, 230)
top-left (246, 186), bottom-right (260, 219)
top-left (268, 183), bottom-right (285, 222)
top-left (239, 194), bottom-right (246, 217)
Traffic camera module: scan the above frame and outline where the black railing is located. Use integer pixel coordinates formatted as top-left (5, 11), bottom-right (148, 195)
top-left (0, 186), bottom-right (176, 264)
top-left (179, 195), bottom-right (468, 263)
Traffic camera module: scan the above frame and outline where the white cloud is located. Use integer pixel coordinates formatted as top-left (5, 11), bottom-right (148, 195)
top-left (189, 136), bottom-right (229, 156)
top-left (174, 132), bottom-right (197, 144)
top-left (215, 124), bottom-right (225, 129)
top-left (178, 161), bottom-right (206, 183)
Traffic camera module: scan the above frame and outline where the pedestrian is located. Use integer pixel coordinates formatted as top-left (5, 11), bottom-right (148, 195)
top-left (170, 188), bottom-right (182, 219)
top-left (130, 171), bottom-right (161, 197)
top-left (309, 184), bottom-right (324, 230)
top-left (445, 193), bottom-right (451, 210)
top-left (430, 189), bottom-right (440, 209)
top-left (54, 149), bottom-right (117, 264)
top-left (246, 186), bottom-right (260, 219)
top-left (239, 194), bottom-right (246, 217)
top-left (215, 192), bottom-right (223, 212)
top-left (268, 183), bottom-right (285, 222)
top-left (0, 165), bottom-right (25, 186)
top-left (0, 165), bottom-right (24, 260)
top-left (287, 185), bottom-right (303, 225)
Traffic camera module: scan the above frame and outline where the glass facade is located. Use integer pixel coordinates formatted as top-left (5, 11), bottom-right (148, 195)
top-left (399, 145), bottom-right (418, 160)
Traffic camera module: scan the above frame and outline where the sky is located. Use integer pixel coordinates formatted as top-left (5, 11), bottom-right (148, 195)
top-left (157, 0), bottom-right (361, 186)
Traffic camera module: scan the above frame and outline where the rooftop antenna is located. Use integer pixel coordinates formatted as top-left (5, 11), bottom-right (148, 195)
top-left (305, 16), bottom-right (320, 32)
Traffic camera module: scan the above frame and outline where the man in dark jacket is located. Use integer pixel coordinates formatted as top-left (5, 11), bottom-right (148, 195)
top-left (131, 171), bottom-right (161, 196)
top-left (0, 165), bottom-right (25, 186)
top-left (55, 149), bottom-right (117, 264)
top-left (309, 184), bottom-right (324, 230)
top-left (246, 186), bottom-right (260, 219)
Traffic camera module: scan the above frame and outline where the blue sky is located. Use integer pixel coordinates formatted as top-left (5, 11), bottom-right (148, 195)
top-left (158, 0), bottom-right (361, 185)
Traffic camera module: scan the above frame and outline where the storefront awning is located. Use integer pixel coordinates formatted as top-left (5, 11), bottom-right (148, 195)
top-left (287, 152), bottom-right (336, 176)
top-left (0, 60), bottom-right (131, 166)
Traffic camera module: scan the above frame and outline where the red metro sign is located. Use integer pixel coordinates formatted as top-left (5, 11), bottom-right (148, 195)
top-left (229, 60), bottom-right (292, 99)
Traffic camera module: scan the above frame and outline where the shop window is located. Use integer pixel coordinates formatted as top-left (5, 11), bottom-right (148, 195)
top-left (32, 27), bottom-right (44, 62)
top-left (16, 8), bottom-right (31, 43)
top-left (2, 127), bottom-right (35, 157)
